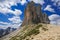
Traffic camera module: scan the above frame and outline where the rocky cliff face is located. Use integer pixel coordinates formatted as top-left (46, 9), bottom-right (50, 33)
top-left (21, 1), bottom-right (50, 26)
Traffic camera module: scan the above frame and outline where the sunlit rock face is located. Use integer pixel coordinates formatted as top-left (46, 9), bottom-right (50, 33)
top-left (21, 1), bottom-right (50, 26)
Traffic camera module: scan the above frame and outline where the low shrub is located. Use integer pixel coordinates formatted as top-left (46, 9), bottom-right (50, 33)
top-left (42, 27), bottom-right (48, 31)
top-left (36, 24), bottom-right (42, 29)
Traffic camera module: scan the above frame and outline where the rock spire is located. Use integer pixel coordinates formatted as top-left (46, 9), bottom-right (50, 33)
top-left (21, 1), bottom-right (50, 26)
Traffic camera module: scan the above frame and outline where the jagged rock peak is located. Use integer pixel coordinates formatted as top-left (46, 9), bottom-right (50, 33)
top-left (21, 1), bottom-right (50, 26)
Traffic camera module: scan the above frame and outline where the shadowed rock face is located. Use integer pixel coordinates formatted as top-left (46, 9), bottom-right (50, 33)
top-left (21, 1), bottom-right (50, 26)
top-left (43, 13), bottom-right (50, 24)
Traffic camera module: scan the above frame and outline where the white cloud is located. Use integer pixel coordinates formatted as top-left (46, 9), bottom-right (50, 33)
top-left (13, 9), bottom-right (22, 16)
top-left (0, 0), bottom-right (24, 16)
top-left (8, 16), bottom-right (22, 29)
top-left (51, 0), bottom-right (60, 6)
top-left (0, 0), bottom-right (26, 15)
top-left (49, 14), bottom-right (60, 21)
top-left (8, 16), bottom-right (22, 24)
top-left (0, 7), bottom-right (22, 16)
top-left (0, 14), bottom-right (22, 29)
top-left (0, 0), bottom-right (17, 8)
top-left (0, 5), bottom-right (22, 29)
top-left (20, 0), bottom-right (27, 5)
top-left (0, 23), bottom-right (22, 29)
top-left (44, 5), bottom-right (55, 12)
top-left (0, 18), bottom-right (22, 29)
top-left (29, 0), bottom-right (45, 5)
top-left (49, 14), bottom-right (60, 25)
top-left (0, 0), bottom-right (27, 8)
top-left (0, 21), bottom-right (10, 29)
top-left (0, 21), bottom-right (9, 25)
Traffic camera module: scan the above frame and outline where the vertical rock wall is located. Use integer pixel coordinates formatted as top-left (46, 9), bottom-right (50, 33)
top-left (21, 1), bottom-right (50, 26)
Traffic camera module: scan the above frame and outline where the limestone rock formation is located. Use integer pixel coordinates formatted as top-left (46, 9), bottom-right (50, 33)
top-left (21, 1), bottom-right (50, 26)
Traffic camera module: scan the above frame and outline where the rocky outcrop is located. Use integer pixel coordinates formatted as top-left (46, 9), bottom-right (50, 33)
top-left (43, 13), bottom-right (50, 24)
top-left (21, 1), bottom-right (50, 26)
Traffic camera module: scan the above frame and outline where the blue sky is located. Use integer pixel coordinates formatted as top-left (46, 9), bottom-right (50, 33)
top-left (0, 0), bottom-right (60, 29)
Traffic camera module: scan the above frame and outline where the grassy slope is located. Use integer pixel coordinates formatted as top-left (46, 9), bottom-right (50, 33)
top-left (10, 24), bottom-right (49, 40)
top-left (0, 23), bottom-right (60, 40)
top-left (10, 24), bottom-right (60, 40)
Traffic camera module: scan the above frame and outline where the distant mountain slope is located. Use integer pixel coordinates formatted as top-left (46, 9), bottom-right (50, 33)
top-left (0, 24), bottom-right (60, 40)
top-left (0, 28), bottom-right (20, 40)
top-left (0, 27), bottom-right (16, 38)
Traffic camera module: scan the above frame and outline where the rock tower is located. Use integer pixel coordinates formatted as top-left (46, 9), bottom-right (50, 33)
top-left (21, 1), bottom-right (50, 26)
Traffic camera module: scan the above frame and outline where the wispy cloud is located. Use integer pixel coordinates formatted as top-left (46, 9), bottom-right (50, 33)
top-left (0, 0), bottom-right (27, 8)
top-left (51, 0), bottom-right (60, 6)
top-left (0, 8), bottom-right (22, 16)
top-left (8, 16), bottom-right (22, 24)
top-left (0, 20), bottom-right (22, 29)
top-left (44, 5), bottom-right (55, 12)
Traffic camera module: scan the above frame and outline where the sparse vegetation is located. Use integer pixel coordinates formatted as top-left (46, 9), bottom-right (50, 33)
top-left (26, 29), bottom-right (40, 36)
top-left (26, 39), bottom-right (29, 40)
top-left (10, 24), bottom-right (49, 40)
top-left (1, 24), bottom-right (60, 40)
top-left (10, 24), bottom-right (42, 40)
top-left (36, 24), bottom-right (42, 29)
top-left (17, 29), bottom-right (40, 40)
top-left (10, 37), bottom-right (18, 40)
top-left (42, 27), bottom-right (48, 31)
top-left (31, 37), bottom-right (34, 39)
